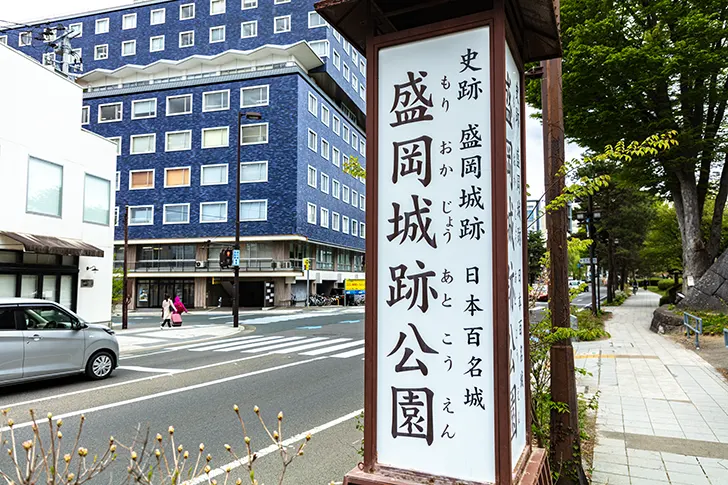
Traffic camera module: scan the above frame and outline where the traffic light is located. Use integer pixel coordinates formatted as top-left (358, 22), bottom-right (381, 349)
top-left (303, 258), bottom-right (310, 270)
top-left (219, 248), bottom-right (233, 269)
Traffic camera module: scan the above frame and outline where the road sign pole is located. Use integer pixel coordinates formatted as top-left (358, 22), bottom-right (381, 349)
top-left (588, 194), bottom-right (598, 315)
top-left (306, 268), bottom-right (309, 307)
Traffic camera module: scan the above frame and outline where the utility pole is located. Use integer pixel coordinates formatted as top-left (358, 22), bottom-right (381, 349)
top-left (122, 206), bottom-right (129, 330)
top-left (541, 0), bottom-right (586, 482)
top-left (233, 111), bottom-right (262, 328)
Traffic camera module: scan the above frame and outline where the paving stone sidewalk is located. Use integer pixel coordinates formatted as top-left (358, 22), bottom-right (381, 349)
top-left (574, 291), bottom-right (728, 484)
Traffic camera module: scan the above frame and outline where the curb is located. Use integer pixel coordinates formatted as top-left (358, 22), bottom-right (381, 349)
top-left (118, 325), bottom-right (255, 357)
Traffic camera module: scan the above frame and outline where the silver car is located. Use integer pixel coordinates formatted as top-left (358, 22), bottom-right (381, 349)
top-left (0, 298), bottom-right (119, 386)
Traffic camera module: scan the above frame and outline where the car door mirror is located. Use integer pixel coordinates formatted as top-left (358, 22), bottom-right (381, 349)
top-left (72, 319), bottom-right (84, 330)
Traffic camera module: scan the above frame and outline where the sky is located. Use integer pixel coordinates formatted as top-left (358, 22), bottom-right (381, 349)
top-left (1, 0), bottom-right (584, 201)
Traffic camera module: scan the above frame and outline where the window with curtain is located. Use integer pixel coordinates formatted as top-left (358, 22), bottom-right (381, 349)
top-left (60, 275), bottom-right (73, 307)
top-left (132, 99), bottom-right (156, 118)
top-left (241, 85), bottom-right (268, 107)
top-left (202, 127), bottom-right (229, 148)
top-left (163, 204), bottom-right (190, 224)
top-left (200, 202), bottom-right (227, 223)
top-left (130, 170), bottom-right (154, 189)
top-left (241, 124), bottom-right (268, 144)
top-left (165, 168), bottom-right (190, 187)
top-left (201, 164), bottom-right (227, 185)
top-left (131, 134), bottom-right (156, 154)
top-left (203, 91), bottom-right (229, 111)
top-left (240, 161), bottom-right (267, 183)
top-left (0, 275), bottom-right (15, 298)
top-left (130, 206), bottom-right (153, 225)
top-left (166, 131), bottom-right (192, 151)
top-left (27, 157), bottom-right (63, 217)
top-left (83, 174), bottom-right (111, 225)
top-left (240, 200), bottom-right (267, 221)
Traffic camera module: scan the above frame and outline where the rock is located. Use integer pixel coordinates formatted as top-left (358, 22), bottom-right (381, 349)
top-left (695, 270), bottom-right (723, 295)
top-left (650, 306), bottom-right (683, 334)
top-left (679, 288), bottom-right (728, 313)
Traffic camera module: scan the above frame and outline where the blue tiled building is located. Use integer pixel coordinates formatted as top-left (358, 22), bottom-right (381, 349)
top-left (1, 0), bottom-right (367, 307)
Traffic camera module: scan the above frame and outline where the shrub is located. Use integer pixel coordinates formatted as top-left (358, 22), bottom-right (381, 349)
top-left (657, 279), bottom-right (676, 291)
top-left (659, 295), bottom-right (672, 306)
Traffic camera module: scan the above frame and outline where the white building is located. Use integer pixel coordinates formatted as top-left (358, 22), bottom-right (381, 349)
top-left (0, 43), bottom-right (117, 323)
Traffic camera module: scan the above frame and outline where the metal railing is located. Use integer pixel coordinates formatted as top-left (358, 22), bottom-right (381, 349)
top-left (723, 327), bottom-right (727, 348)
top-left (683, 313), bottom-right (703, 349)
top-left (113, 259), bottom-right (303, 273)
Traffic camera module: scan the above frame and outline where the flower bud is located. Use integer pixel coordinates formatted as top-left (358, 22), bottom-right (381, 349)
top-left (110, 444), bottom-right (117, 453)
top-left (273, 431), bottom-right (279, 440)
top-left (7, 419), bottom-right (13, 427)
top-left (131, 451), bottom-right (138, 461)
top-left (22, 441), bottom-right (33, 451)
top-left (244, 437), bottom-right (251, 444)
top-left (57, 431), bottom-right (63, 439)
top-left (78, 447), bottom-right (88, 457)
top-left (56, 419), bottom-right (63, 428)
top-left (204, 465), bottom-right (211, 474)
top-left (199, 443), bottom-right (205, 452)
top-left (155, 449), bottom-right (161, 458)
top-left (156, 433), bottom-right (163, 442)
top-left (206, 454), bottom-right (212, 462)
top-left (224, 444), bottom-right (231, 451)
top-left (305, 434), bottom-right (311, 442)
top-left (64, 454), bottom-right (71, 463)
top-left (183, 451), bottom-right (189, 459)
top-left (67, 473), bottom-right (75, 482)
top-left (233, 404), bottom-right (239, 412)
top-left (277, 412), bottom-right (283, 421)
top-left (168, 426), bottom-right (174, 435)
top-left (253, 406), bottom-right (259, 414)
top-left (47, 412), bottom-right (53, 420)
top-left (177, 445), bottom-right (183, 453)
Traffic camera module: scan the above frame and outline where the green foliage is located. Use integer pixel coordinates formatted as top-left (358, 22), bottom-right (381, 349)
top-left (354, 411), bottom-right (364, 458)
top-left (657, 279), bottom-right (677, 291)
top-left (640, 202), bottom-right (684, 275)
top-left (602, 290), bottom-right (628, 307)
top-left (572, 309), bottom-right (611, 340)
top-left (528, 230), bottom-right (547, 284)
top-left (674, 310), bottom-right (728, 336)
top-left (343, 156), bottom-right (366, 179)
top-left (112, 269), bottom-right (124, 304)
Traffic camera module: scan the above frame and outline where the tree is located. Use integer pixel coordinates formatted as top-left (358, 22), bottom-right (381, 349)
top-left (640, 202), bottom-right (683, 276)
top-left (528, 230), bottom-right (547, 284)
top-left (531, 0), bottom-right (728, 285)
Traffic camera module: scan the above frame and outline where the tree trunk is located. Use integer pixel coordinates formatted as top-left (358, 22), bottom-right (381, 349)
top-left (678, 246), bottom-right (728, 312)
top-left (606, 238), bottom-right (615, 303)
top-left (673, 183), bottom-right (713, 289)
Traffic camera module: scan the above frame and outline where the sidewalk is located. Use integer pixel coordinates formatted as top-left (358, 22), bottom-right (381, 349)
top-left (575, 291), bottom-right (728, 485)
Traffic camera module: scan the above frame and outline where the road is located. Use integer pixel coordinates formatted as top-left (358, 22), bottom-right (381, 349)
top-left (0, 309), bottom-right (366, 485)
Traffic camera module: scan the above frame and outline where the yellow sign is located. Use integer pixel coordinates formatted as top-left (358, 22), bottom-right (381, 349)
top-left (345, 279), bottom-right (365, 291)
top-left (303, 258), bottom-right (311, 270)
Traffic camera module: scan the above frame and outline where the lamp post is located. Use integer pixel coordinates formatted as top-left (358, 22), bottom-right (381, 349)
top-left (233, 111), bottom-right (263, 328)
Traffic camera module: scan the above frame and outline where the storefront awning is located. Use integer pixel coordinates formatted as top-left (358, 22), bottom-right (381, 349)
top-left (0, 232), bottom-right (105, 258)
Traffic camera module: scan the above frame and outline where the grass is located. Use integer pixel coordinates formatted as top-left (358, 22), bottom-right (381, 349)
top-left (646, 285), bottom-right (668, 298)
top-left (674, 310), bottom-right (728, 336)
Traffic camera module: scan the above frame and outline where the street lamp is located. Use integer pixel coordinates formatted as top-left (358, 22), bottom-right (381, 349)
top-left (233, 111), bottom-right (263, 328)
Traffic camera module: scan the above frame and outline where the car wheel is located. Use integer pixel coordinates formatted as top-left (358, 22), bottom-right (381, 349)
top-left (86, 351), bottom-right (115, 380)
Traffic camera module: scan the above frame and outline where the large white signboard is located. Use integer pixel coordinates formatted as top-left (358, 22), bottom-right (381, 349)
top-left (506, 43), bottom-right (528, 468)
top-left (376, 26), bottom-right (495, 482)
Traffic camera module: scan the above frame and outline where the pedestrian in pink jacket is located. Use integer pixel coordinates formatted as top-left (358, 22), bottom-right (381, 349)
top-left (174, 295), bottom-right (189, 314)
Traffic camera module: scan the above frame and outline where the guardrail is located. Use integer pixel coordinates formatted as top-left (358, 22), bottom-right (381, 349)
top-left (723, 327), bottom-right (727, 348)
top-left (683, 312), bottom-right (703, 349)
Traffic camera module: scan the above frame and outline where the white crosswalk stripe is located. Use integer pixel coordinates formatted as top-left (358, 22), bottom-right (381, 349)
top-left (178, 335), bottom-right (365, 359)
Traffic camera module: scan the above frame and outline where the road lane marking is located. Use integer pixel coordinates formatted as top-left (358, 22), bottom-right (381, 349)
top-left (167, 335), bottom-right (268, 351)
top-left (188, 408), bottom-right (364, 485)
top-left (0, 357), bottom-right (328, 433)
top-left (272, 338), bottom-right (352, 354)
top-left (301, 339), bottom-right (365, 356)
top-left (240, 337), bottom-right (328, 353)
top-left (331, 347), bottom-right (366, 359)
top-left (189, 336), bottom-right (285, 352)
top-left (120, 349), bottom-right (177, 360)
top-left (208, 336), bottom-right (306, 353)
top-left (118, 366), bottom-right (182, 374)
top-left (209, 315), bottom-right (232, 320)
top-left (297, 325), bottom-right (322, 329)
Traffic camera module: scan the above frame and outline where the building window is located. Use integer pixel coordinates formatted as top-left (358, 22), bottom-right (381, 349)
top-left (150, 35), bottom-right (165, 51)
top-left (307, 203), bottom-right (317, 224)
top-left (308, 93), bottom-right (318, 115)
top-left (309, 40), bottom-right (329, 58)
top-left (360, 59), bottom-right (366, 74)
top-left (333, 115), bottom-right (341, 135)
top-left (332, 179), bottom-right (340, 199)
top-left (241, 123), bottom-right (268, 145)
top-left (108, 137), bottom-right (122, 155)
top-left (320, 172), bottom-right (329, 193)
top-left (42, 52), bottom-right (56, 67)
top-left (179, 31), bottom-right (195, 47)
top-left (26, 157), bottom-right (62, 217)
top-left (210, 0), bottom-right (226, 15)
top-left (241, 85), bottom-right (269, 107)
top-left (69, 22), bottom-right (83, 37)
top-left (150, 8), bottom-right (166, 25)
top-left (129, 169), bottom-right (154, 190)
top-left (163, 204), bottom-right (190, 224)
top-left (240, 161), bottom-right (268, 183)
top-left (122, 13), bottom-right (137, 30)
top-left (98, 102), bottom-right (122, 123)
top-left (130, 134), bottom-right (156, 154)
top-left (242, 0), bottom-right (257, 9)
top-left (122, 40), bottom-right (136, 56)
top-left (180, 3), bottom-right (195, 20)
top-left (332, 212), bottom-right (340, 231)
top-left (342, 215), bottom-right (349, 234)
top-left (332, 147), bottom-right (341, 167)
top-left (352, 132), bottom-right (359, 150)
top-left (274, 0), bottom-right (290, 4)
top-left (166, 131), bottom-right (192, 151)
top-left (360, 222), bottom-right (365, 238)
top-left (115, 206), bottom-right (119, 226)
top-left (240, 200), bottom-right (267, 221)
top-left (210, 25), bottom-right (225, 43)
top-left (19, 32), bottom-right (32, 47)
top-left (83, 174), bottom-right (110, 225)
top-left (352, 189), bottom-right (359, 207)
top-left (274, 15), bottom-right (291, 33)
top-left (343, 63), bottom-right (350, 81)
top-left (342, 125), bottom-right (350, 143)
top-left (167, 94), bottom-right (192, 115)
top-left (200, 202), bottom-right (227, 223)
top-left (359, 194), bottom-right (365, 211)
top-left (342, 185), bottom-right (350, 203)
top-left (320, 207), bottom-right (329, 228)
top-left (241, 20), bottom-right (258, 38)
top-left (333, 50), bottom-right (340, 69)
top-left (94, 44), bottom-right (108, 60)
top-left (132, 98), bottom-right (157, 119)
top-left (360, 83), bottom-right (366, 100)
top-left (308, 129), bottom-right (317, 152)
top-left (351, 219), bottom-right (358, 236)
top-left (129, 206), bottom-right (154, 225)
top-left (202, 127), bottom-right (229, 148)
top-left (95, 18), bottom-right (109, 34)
top-left (199, 164), bottom-right (227, 186)
top-left (203, 90), bottom-right (229, 111)
top-left (333, 30), bottom-right (341, 41)
top-left (81, 106), bottom-right (90, 125)
top-left (0, 36), bottom-right (7, 45)
top-left (307, 166), bottom-right (317, 188)
top-left (343, 39), bottom-right (350, 54)
top-left (308, 11), bottom-right (327, 28)
top-left (351, 73), bottom-right (358, 90)
top-left (165, 167), bottom-right (191, 187)
top-left (321, 105), bottom-right (330, 126)
top-left (352, 49), bottom-right (358, 63)
top-left (115, 172), bottom-right (120, 191)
